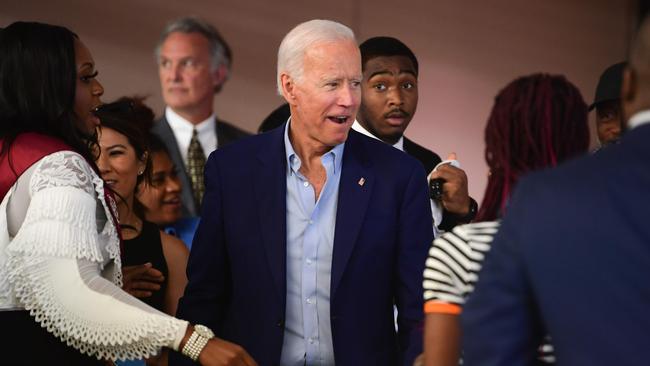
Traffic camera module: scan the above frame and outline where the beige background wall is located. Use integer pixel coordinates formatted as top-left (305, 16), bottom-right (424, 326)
top-left (2, 0), bottom-right (633, 201)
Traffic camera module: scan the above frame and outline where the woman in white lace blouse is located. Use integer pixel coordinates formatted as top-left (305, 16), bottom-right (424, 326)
top-left (0, 22), bottom-right (256, 366)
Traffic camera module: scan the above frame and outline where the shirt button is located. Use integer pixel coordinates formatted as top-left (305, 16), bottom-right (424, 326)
top-left (306, 258), bottom-right (312, 265)
top-left (308, 220), bottom-right (314, 225)
top-left (306, 298), bottom-right (314, 304)
top-left (308, 338), bottom-right (315, 344)
top-left (303, 181), bottom-right (309, 187)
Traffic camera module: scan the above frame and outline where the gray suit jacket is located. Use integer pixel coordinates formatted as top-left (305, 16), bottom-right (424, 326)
top-left (151, 114), bottom-right (251, 217)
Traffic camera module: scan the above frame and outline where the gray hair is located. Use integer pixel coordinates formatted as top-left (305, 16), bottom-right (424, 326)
top-left (155, 17), bottom-right (232, 90)
top-left (276, 19), bottom-right (356, 95)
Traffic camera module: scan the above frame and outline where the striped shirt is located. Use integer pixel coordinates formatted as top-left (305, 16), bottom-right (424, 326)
top-left (423, 221), bottom-right (499, 314)
top-left (423, 220), bottom-right (555, 364)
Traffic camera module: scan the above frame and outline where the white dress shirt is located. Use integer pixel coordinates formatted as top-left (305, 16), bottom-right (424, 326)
top-left (165, 107), bottom-right (217, 164)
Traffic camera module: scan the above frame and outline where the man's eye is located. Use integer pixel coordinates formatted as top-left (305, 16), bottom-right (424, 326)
top-left (373, 84), bottom-right (386, 91)
top-left (182, 59), bottom-right (195, 67)
top-left (598, 110), bottom-right (616, 121)
top-left (402, 82), bottom-right (415, 89)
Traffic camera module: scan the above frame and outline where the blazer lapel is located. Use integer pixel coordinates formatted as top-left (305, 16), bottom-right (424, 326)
top-left (331, 131), bottom-right (374, 299)
top-left (253, 127), bottom-right (288, 301)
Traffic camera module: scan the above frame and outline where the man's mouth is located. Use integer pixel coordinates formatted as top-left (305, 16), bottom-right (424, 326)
top-left (384, 110), bottom-right (409, 126)
top-left (327, 115), bottom-right (351, 124)
top-left (167, 87), bottom-right (187, 93)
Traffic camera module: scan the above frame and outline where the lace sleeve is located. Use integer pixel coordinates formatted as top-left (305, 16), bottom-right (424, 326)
top-left (30, 151), bottom-right (97, 196)
top-left (6, 254), bottom-right (188, 361)
top-left (5, 151), bottom-right (188, 361)
top-left (8, 151), bottom-right (119, 267)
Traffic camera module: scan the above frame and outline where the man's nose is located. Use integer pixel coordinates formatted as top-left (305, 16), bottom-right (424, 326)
top-left (338, 84), bottom-right (360, 107)
top-left (165, 63), bottom-right (182, 82)
top-left (387, 87), bottom-right (404, 107)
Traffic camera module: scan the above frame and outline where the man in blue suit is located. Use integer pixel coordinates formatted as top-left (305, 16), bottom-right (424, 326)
top-left (461, 18), bottom-right (650, 366)
top-left (173, 19), bottom-right (433, 366)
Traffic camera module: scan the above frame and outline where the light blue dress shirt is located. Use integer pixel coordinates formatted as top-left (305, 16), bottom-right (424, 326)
top-left (280, 121), bottom-right (344, 366)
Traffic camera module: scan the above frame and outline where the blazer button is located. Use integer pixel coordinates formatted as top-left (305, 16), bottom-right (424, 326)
top-left (276, 319), bottom-right (284, 328)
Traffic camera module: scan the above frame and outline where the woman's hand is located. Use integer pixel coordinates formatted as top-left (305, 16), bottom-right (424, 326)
top-left (122, 262), bottom-right (165, 298)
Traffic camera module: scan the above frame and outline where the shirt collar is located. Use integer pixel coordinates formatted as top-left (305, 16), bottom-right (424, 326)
top-left (165, 106), bottom-right (216, 135)
top-left (351, 120), bottom-right (404, 151)
top-left (284, 118), bottom-right (345, 175)
top-left (627, 109), bottom-right (650, 130)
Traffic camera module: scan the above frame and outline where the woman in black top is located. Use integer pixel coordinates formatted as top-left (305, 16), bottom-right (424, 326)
top-left (94, 98), bottom-right (189, 315)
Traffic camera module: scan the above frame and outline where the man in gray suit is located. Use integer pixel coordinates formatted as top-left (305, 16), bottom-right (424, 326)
top-left (153, 17), bottom-right (250, 218)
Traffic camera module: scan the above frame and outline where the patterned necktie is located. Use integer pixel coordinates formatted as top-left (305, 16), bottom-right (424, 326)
top-left (187, 129), bottom-right (206, 208)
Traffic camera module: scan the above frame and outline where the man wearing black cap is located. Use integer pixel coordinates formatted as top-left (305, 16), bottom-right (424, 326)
top-left (590, 62), bottom-right (627, 148)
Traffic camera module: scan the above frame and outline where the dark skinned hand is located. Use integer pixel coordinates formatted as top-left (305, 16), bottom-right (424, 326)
top-left (122, 262), bottom-right (164, 298)
top-left (428, 153), bottom-right (471, 215)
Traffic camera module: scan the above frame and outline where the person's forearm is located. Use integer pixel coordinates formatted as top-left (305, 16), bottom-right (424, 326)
top-left (423, 313), bottom-right (461, 366)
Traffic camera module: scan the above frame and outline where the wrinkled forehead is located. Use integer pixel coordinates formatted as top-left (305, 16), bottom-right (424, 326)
top-left (302, 40), bottom-right (361, 74)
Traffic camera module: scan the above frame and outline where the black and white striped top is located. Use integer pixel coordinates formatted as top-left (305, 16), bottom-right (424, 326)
top-left (422, 220), bottom-right (555, 364)
top-left (423, 221), bottom-right (499, 314)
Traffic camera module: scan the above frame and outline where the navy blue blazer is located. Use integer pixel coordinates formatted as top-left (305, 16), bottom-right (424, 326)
top-left (461, 123), bottom-right (650, 366)
top-left (173, 126), bottom-right (433, 365)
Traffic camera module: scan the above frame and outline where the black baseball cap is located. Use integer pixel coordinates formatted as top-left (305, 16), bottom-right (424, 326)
top-left (589, 62), bottom-right (627, 111)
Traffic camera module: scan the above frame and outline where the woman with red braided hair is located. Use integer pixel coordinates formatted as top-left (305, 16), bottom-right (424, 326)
top-left (418, 74), bottom-right (590, 366)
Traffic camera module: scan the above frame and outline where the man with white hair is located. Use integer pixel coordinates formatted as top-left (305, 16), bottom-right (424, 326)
top-left (173, 19), bottom-right (433, 366)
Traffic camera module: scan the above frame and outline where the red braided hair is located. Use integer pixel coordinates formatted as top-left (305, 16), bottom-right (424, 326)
top-left (475, 74), bottom-right (590, 222)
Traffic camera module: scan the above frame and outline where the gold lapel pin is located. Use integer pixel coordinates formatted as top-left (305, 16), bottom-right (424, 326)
top-left (358, 177), bottom-right (365, 186)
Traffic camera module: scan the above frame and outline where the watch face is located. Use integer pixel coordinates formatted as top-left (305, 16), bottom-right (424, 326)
top-left (195, 324), bottom-right (215, 338)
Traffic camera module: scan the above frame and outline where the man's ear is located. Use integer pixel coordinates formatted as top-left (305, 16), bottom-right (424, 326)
top-left (280, 73), bottom-right (297, 103)
top-left (211, 64), bottom-right (228, 91)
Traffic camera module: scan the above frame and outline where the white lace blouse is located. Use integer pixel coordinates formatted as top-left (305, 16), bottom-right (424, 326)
top-left (0, 151), bottom-right (188, 361)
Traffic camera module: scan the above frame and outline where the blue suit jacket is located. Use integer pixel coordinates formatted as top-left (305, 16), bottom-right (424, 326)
top-left (173, 126), bottom-right (433, 365)
top-left (461, 123), bottom-right (650, 366)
